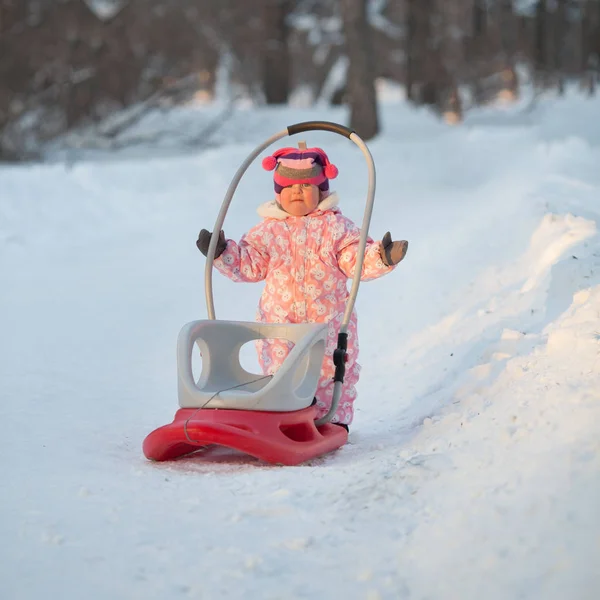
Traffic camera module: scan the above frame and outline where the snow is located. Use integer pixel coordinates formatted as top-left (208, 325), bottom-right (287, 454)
top-left (2, 89), bottom-right (600, 599)
top-left (83, 0), bottom-right (127, 22)
top-left (368, 0), bottom-right (404, 39)
top-left (514, 0), bottom-right (538, 17)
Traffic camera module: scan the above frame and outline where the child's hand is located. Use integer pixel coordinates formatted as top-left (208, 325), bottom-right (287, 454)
top-left (196, 229), bottom-right (227, 258)
top-left (380, 232), bottom-right (408, 266)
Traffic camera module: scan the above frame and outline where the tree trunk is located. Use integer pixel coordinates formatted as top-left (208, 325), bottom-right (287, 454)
top-left (554, 0), bottom-right (568, 94)
top-left (535, 0), bottom-right (548, 87)
top-left (405, 0), bottom-right (416, 101)
top-left (341, 0), bottom-right (379, 140)
top-left (473, 0), bottom-right (487, 37)
top-left (413, 0), bottom-right (443, 108)
top-left (262, 0), bottom-right (292, 104)
top-left (499, 0), bottom-right (520, 101)
top-left (499, 0), bottom-right (515, 57)
top-left (581, 0), bottom-right (600, 96)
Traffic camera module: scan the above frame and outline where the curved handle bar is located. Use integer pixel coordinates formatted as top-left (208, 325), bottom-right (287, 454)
top-left (287, 121), bottom-right (355, 139)
top-left (204, 121), bottom-right (376, 425)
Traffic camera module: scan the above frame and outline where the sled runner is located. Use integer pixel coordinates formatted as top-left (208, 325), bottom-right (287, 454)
top-left (143, 121), bottom-right (377, 465)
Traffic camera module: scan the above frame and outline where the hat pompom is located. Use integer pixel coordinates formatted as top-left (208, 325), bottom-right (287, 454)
top-left (262, 155), bottom-right (278, 171)
top-left (324, 163), bottom-right (338, 179)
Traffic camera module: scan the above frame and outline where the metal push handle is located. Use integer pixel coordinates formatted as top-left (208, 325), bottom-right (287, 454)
top-left (204, 121), bottom-right (377, 425)
top-left (287, 121), bottom-right (354, 138)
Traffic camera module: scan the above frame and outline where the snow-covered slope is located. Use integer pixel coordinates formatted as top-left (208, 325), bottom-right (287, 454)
top-left (1, 91), bottom-right (599, 600)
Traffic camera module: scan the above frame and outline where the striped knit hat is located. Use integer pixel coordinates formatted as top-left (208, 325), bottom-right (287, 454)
top-left (262, 147), bottom-right (338, 194)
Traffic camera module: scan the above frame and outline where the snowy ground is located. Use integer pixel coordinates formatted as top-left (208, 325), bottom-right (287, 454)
top-left (1, 91), bottom-right (600, 599)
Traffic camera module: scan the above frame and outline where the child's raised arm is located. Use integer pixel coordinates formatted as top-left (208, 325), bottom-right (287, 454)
top-left (201, 222), bottom-right (271, 283)
top-left (334, 214), bottom-right (398, 281)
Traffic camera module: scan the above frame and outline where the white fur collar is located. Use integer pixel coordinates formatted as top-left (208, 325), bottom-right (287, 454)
top-left (256, 192), bottom-right (340, 219)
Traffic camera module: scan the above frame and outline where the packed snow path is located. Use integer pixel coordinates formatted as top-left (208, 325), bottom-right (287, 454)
top-left (1, 95), bottom-right (599, 599)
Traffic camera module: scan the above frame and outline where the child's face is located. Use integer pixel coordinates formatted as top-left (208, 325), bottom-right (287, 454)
top-left (280, 183), bottom-right (320, 216)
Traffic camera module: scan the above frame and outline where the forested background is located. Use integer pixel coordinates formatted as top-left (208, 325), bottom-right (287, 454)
top-left (1, 0), bottom-right (599, 161)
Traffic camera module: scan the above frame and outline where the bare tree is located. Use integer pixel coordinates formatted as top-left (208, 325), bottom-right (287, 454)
top-left (341, 0), bottom-right (379, 139)
top-left (499, 0), bottom-right (520, 100)
top-left (4, 0), bottom-right (600, 161)
top-left (263, 0), bottom-right (293, 103)
top-left (406, 0), bottom-right (445, 107)
top-left (535, 0), bottom-right (549, 86)
top-left (405, 0), bottom-right (417, 101)
top-left (581, 0), bottom-right (600, 94)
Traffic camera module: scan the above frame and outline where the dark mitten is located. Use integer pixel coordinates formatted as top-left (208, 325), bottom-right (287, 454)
top-left (196, 229), bottom-right (227, 258)
top-left (380, 231), bottom-right (408, 266)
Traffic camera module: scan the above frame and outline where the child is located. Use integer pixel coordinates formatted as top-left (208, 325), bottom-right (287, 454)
top-left (197, 146), bottom-right (407, 429)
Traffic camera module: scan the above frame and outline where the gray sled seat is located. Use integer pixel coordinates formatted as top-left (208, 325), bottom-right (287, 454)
top-left (177, 320), bottom-right (327, 412)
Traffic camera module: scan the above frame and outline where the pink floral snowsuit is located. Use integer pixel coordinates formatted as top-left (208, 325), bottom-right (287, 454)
top-left (213, 193), bottom-right (395, 425)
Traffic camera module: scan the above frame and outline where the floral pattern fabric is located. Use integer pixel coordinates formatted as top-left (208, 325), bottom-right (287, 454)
top-left (213, 195), bottom-right (394, 424)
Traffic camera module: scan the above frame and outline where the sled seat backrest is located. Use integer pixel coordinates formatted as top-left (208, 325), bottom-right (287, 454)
top-left (177, 320), bottom-right (327, 412)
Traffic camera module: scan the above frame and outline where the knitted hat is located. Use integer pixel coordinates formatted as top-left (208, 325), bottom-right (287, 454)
top-left (262, 147), bottom-right (338, 194)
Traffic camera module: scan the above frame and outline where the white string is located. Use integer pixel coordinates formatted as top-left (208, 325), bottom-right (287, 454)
top-left (182, 375), bottom-right (273, 444)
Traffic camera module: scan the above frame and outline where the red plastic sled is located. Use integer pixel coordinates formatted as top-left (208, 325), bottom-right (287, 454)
top-left (143, 404), bottom-right (348, 466)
